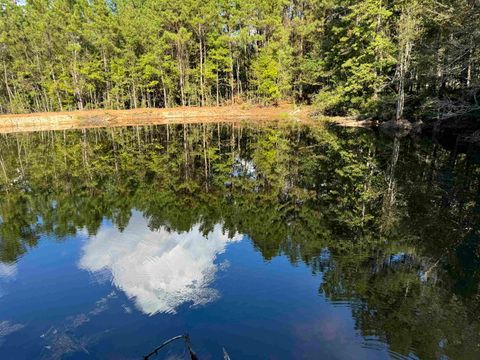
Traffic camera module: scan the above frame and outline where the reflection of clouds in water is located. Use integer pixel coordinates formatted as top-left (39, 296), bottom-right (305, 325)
top-left (79, 213), bottom-right (241, 315)
top-left (0, 263), bottom-right (17, 298)
top-left (0, 320), bottom-right (25, 347)
top-left (0, 320), bottom-right (24, 337)
top-left (0, 263), bottom-right (17, 280)
top-left (40, 291), bottom-right (117, 360)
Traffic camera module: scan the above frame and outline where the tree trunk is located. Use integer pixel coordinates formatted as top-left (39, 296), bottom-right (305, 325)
top-left (216, 62), bottom-right (220, 106)
top-left (3, 61), bottom-right (13, 108)
top-left (102, 49), bottom-right (110, 107)
top-left (466, 35), bottom-right (473, 87)
top-left (179, 62), bottom-right (186, 106)
top-left (396, 40), bottom-right (412, 121)
top-left (72, 47), bottom-right (84, 110)
top-left (229, 46), bottom-right (235, 104)
top-left (132, 82), bottom-right (138, 108)
top-left (199, 24), bottom-right (205, 106)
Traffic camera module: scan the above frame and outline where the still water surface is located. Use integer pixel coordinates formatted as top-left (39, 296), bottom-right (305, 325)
top-left (0, 122), bottom-right (479, 359)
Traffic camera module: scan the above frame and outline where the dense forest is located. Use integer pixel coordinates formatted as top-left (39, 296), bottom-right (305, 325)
top-left (0, 0), bottom-right (479, 120)
top-left (0, 123), bottom-right (479, 358)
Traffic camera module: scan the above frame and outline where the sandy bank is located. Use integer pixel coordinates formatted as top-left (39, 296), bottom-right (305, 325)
top-left (0, 104), bottom-right (311, 134)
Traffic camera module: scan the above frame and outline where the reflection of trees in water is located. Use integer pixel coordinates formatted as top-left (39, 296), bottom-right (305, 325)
top-left (381, 136), bottom-right (400, 231)
top-left (0, 123), bottom-right (479, 359)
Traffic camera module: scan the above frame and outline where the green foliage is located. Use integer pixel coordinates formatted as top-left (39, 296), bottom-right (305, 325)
top-left (252, 47), bottom-right (282, 105)
top-left (0, 0), bottom-right (478, 118)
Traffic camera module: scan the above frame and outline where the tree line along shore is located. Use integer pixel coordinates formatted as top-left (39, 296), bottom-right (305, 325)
top-left (0, 0), bottom-right (479, 124)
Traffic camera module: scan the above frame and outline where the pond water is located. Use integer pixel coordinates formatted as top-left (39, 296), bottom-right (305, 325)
top-left (0, 122), bottom-right (479, 360)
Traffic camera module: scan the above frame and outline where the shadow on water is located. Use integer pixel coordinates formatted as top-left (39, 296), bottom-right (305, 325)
top-left (0, 121), bottom-right (479, 359)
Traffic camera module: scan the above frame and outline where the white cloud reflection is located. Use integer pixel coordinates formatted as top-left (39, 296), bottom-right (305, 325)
top-left (79, 212), bottom-right (241, 315)
top-left (0, 263), bottom-right (17, 280)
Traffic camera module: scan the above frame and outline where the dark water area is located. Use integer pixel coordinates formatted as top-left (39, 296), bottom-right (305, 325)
top-left (0, 121), bottom-right (479, 360)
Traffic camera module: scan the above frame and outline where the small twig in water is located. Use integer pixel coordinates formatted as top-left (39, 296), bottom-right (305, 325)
top-left (144, 334), bottom-right (199, 360)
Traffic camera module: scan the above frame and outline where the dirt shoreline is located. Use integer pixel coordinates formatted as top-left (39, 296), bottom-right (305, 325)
top-left (0, 104), bottom-right (319, 134)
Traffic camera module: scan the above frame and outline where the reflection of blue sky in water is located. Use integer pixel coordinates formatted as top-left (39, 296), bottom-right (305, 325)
top-left (79, 212), bottom-right (242, 315)
top-left (0, 263), bottom-right (24, 348)
top-left (0, 214), bottom-right (392, 360)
